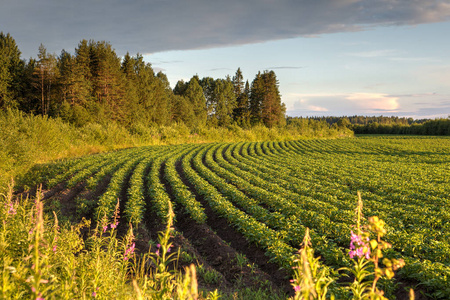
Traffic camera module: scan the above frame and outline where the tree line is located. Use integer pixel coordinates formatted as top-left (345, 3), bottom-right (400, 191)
top-left (0, 32), bottom-right (285, 128)
top-left (297, 116), bottom-right (450, 136)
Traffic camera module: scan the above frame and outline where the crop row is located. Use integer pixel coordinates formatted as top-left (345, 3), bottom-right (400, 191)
top-left (33, 137), bottom-right (450, 298)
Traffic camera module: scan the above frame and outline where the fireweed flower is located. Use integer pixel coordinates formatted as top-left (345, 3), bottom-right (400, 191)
top-left (349, 231), bottom-right (370, 259)
top-left (124, 243), bottom-right (135, 260)
top-left (110, 221), bottom-right (119, 229)
top-left (294, 285), bottom-right (301, 292)
top-left (6, 202), bottom-right (16, 215)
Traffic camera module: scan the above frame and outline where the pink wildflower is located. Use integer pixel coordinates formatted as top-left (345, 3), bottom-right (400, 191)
top-left (102, 225), bottom-right (108, 233)
top-left (110, 221), bottom-right (118, 229)
top-left (124, 243), bottom-right (136, 260)
top-left (293, 285), bottom-right (301, 292)
top-left (349, 231), bottom-right (370, 259)
top-left (52, 245), bottom-right (57, 253)
top-left (7, 202), bottom-right (16, 215)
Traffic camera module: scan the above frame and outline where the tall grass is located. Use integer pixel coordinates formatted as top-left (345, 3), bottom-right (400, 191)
top-left (0, 182), bottom-right (204, 299)
top-left (0, 109), bottom-right (352, 193)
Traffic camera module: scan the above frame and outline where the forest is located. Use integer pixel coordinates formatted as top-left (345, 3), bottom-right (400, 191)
top-left (0, 32), bottom-right (286, 129)
top-left (2, 31), bottom-right (449, 137)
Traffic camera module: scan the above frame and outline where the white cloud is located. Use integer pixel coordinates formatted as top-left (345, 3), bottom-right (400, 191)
top-left (346, 93), bottom-right (400, 111)
top-left (308, 105), bottom-right (329, 112)
top-left (286, 92), bottom-right (404, 117)
top-left (348, 49), bottom-right (399, 58)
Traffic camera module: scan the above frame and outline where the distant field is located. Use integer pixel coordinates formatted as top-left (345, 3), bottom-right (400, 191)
top-left (24, 136), bottom-right (450, 298)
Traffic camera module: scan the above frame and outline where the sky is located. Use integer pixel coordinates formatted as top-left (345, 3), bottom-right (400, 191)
top-left (1, 0), bottom-right (450, 119)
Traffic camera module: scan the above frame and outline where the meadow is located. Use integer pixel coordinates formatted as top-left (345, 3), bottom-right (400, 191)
top-left (2, 136), bottom-right (449, 299)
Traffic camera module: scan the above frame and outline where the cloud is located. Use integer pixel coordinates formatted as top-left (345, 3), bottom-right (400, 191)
top-left (265, 66), bottom-right (304, 70)
top-left (346, 93), bottom-right (400, 111)
top-left (348, 49), bottom-right (399, 58)
top-left (286, 92), bottom-right (449, 118)
top-left (207, 68), bottom-right (233, 72)
top-left (2, 0), bottom-right (450, 58)
top-left (308, 105), bottom-right (329, 112)
top-left (286, 92), bottom-right (401, 117)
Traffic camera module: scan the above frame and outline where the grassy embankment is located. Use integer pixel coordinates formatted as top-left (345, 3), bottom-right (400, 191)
top-left (0, 109), bottom-right (351, 193)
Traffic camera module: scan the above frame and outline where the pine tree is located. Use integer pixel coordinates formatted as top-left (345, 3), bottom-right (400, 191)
top-left (212, 78), bottom-right (236, 126)
top-left (198, 76), bottom-right (216, 115)
top-left (184, 77), bottom-right (207, 127)
top-left (260, 70), bottom-right (284, 127)
top-left (32, 44), bottom-right (59, 115)
top-left (133, 55), bottom-right (171, 125)
top-left (249, 72), bottom-right (264, 124)
top-left (231, 68), bottom-right (250, 125)
top-left (249, 70), bottom-right (285, 127)
top-left (0, 32), bottom-right (24, 109)
top-left (88, 41), bottom-right (126, 122)
top-left (170, 94), bottom-right (195, 127)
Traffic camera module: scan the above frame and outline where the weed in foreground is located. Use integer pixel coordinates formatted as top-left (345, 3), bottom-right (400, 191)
top-left (290, 192), bottom-right (411, 300)
top-left (0, 181), bottom-right (215, 299)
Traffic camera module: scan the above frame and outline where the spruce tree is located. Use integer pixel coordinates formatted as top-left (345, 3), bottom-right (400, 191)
top-left (0, 32), bottom-right (24, 109)
top-left (184, 77), bottom-right (207, 127)
top-left (212, 78), bottom-right (236, 126)
top-left (32, 44), bottom-right (59, 116)
top-left (260, 70), bottom-right (284, 127)
top-left (249, 71), bottom-right (264, 124)
top-left (232, 68), bottom-right (250, 125)
top-left (250, 70), bottom-right (285, 127)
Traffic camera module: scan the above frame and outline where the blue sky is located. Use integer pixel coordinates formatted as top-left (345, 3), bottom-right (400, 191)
top-left (147, 22), bottom-right (450, 119)
top-left (1, 0), bottom-right (450, 118)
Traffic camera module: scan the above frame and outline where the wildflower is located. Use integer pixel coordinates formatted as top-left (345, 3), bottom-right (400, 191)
top-left (110, 221), bottom-right (118, 229)
top-left (102, 225), bottom-right (108, 233)
top-left (7, 202), bottom-right (16, 215)
top-left (349, 231), bottom-right (370, 259)
top-left (155, 249), bottom-right (159, 256)
top-left (294, 285), bottom-right (301, 292)
top-left (52, 245), bottom-right (57, 253)
top-left (92, 291), bottom-right (97, 297)
top-left (124, 243), bottom-right (136, 260)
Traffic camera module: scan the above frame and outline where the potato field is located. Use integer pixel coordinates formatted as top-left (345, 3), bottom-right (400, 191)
top-left (25, 136), bottom-right (450, 298)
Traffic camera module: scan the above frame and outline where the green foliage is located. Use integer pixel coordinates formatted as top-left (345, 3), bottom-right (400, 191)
top-left (249, 71), bottom-right (285, 127)
top-left (3, 136), bottom-right (450, 298)
top-left (0, 185), bottom-right (205, 299)
top-left (0, 32), bottom-right (23, 110)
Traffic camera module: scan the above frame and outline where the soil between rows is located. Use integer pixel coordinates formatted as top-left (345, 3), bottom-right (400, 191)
top-left (172, 156), bottom-right (292, 295)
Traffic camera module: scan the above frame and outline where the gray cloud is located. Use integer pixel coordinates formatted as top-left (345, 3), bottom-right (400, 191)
top-left (207, 68), bottom-right (233, 72)
top-left (1, 0), bottom-right (450, 58)
top-left (265, 66), bottom-right (304, 70)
